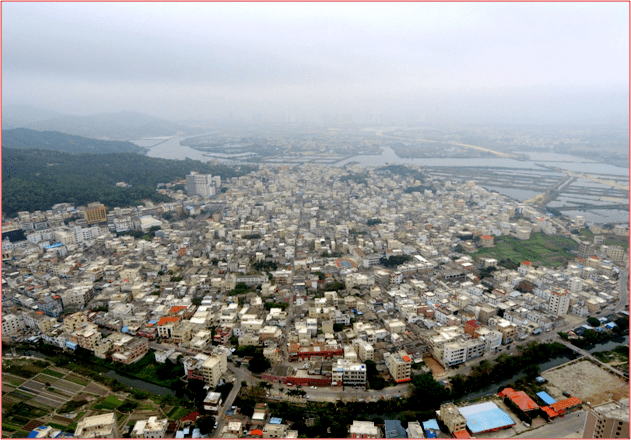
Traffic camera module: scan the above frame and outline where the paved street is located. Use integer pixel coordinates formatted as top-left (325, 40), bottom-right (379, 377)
top-left (512, 410), bottom-right (586, 438)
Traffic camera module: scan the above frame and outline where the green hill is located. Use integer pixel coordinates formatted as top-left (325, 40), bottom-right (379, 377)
top-left (2, 128), bottom-right (147, 154)
top-left (2, 148), bottom-right (257, 216)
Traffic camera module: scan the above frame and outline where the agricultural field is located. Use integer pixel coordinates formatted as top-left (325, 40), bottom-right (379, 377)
top-left (2, 357), bottom-right (184, 438)
top-left (470, 232), bottom-right (579, 267)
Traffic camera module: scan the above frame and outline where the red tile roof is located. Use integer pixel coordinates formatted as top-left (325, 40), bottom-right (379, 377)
top-left (500, 387), bottom-right (539, 411)
top-left (180, 411), bottom-right (200, 422)
top-left (453, 430), bottom-right (471, 439)
top-left (550, 397), bottom-right (582, 412)
top-left (156, 317), bottom-right (179, 326)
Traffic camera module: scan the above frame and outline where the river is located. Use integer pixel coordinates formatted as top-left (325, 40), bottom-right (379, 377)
top-left (104, 370), bottom-right (175, 397)
top-left (135, 136), bottom-right (629, 176)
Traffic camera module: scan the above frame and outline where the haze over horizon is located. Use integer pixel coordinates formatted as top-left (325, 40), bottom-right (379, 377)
top-left (2, 2), bottom-right (629, 126)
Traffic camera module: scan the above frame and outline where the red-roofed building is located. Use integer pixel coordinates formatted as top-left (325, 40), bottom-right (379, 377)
top-left (480, 235), bottom-right (494, 247)
top-left (499, 388), bottom-right (539, 412)
top-left (550, 397), bottom-right (582, 414)
top-left (169, 306), bottom-right (188, 316)
top-left (250, 429), bottom-right (264, 437)
top-left (464, 320), bottom-right (482, 338)
top-left (156, 317), bottom-right (179, 338)
top-left (180, 411), bottom-right (200, 423)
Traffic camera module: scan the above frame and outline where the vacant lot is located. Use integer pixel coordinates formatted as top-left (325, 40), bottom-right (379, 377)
top-left (541, 360), bottom-right (628, 405)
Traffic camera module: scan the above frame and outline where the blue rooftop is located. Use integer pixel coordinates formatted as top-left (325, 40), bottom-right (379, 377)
top-left (269, 417), bottom-right (283, 424)
top-left (458, 402), bottom-right (515, 434)
top-left (536, 391), bottom-right (557, 405)
top-left (422, 419), bottom-right (440, 431)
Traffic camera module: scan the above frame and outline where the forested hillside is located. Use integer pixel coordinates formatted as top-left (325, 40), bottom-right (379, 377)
top-left (2, 128), bottom-right (147, 154)
top-left (2, 148), bottom-right (257, 216)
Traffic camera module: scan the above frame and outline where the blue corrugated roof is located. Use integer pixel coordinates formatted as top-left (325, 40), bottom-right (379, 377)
top-left (458, 402), bottom-right (515, 434)
top-left (269, 417), bottom-right (283, 424)
top-left (422, 419), bottom-right (440, 431)
top-left (536, 391), bottom-right (557, 405)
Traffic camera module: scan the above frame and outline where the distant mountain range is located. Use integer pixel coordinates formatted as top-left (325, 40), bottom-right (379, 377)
top-left (2, 105), bottom-right (193, 140)
top-left (2, 128), bottom-right (148, 154)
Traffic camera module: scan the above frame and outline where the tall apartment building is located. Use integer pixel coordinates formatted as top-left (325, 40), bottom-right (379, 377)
top-left (440, 403), bottom-right (468, 433)
top-left (75, 413), bottom-right (120, 438)
top-left (84, 202), bottom-right (108, 225)
top-left (549, 290), bottom-right (570, 316)
top-left (578, 241), bottom-right (594, 259)
top-left (384, 350), bottom-right (412, 383)
top-left (583, 400), bottom-right (629, 438)
top-left (200, 351), bottom-right (228, 387)
top-left (357, 340), bottom-right (375, 362)
top-left (186, 172), bottom-right (217, 197)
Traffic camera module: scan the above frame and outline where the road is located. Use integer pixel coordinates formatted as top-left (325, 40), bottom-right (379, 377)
top-left (512, 410), bottom-right (586, 438)
top-left (212, 366), bottom-right (248, 436)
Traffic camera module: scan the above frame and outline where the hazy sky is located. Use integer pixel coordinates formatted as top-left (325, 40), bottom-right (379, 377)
top-left (3, 2), bottom-right (629, 124)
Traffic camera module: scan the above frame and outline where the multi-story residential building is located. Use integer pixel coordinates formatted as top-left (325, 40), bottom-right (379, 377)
top-left (186, 172), bottom-right (217, 197)
top-left (384, 350), bottom-right (412, 383)
top-left (75, 413), bottom-right (120, 438)
top-left (578, 241), bottom-right (594, 259)
top-left (357, 340), bottom-right (375, 362)
top-left (440, 403), bottom-right (468, 434)
top-left (84, 202), bottom-right (108, 225)
top-left (331, 359), bottom-right (367, 387)
top-left (156, 317), bottom-right (179, 339)
top-left (111, 336), bottom-right (149, 364)
top-left (583, 399), bottom-right (629, 438)
top-left (200, 352), bottom-right (228, 387)
top-left (64, 312), bottom-right (88, 334)
top-left (349, 421), bottom-right (380, 439)
top-left (69, 323), bottom-right (101, 350)
top-left (131, 416), bottom-right (168, 438)
top-left (22, 311), bottom-right (56, 333)
top-left (2, 314), bottom-right (26, 335)
top-left (549, 290), bottom-right (570, 316)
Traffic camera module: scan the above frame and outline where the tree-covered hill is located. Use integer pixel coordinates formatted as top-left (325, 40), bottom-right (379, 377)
top-left (2, 128), bottom-right (147, 154)
top-left (2, 148), bottom-right (257, 216)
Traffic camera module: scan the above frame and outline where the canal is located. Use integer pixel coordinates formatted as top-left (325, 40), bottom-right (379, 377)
top-left (456, 335), bottom-right (629, 401)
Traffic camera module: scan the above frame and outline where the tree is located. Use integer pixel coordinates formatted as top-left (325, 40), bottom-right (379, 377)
top-left (587, 317), bottom-right (601, 327)
top-left (196, 415), bottom-right (216, 435)
top-left (241, 380), bottom-right (248, 388)
top-left (248, 356), bottom-right (271, 374)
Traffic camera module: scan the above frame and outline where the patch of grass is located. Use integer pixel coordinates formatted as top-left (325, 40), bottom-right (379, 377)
top-left (94, 394), bottom-right (123, 410)
top-left (168, 407), bottom-right (190, 420)
top-left (41, 369), bottom-right (65, 378)
top-left (12, 430), bottom-right (29, 438)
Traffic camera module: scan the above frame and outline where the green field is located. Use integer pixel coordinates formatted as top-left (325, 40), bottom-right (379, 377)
top-left (93, 395), bottom-right (123, 410)
top-left (470, 233), bottom-right (579, 267)
top-left (41, 369), bottom-right (65, 378)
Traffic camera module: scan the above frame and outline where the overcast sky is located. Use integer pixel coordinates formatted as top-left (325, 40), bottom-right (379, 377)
top-left (2, 2), bottom-right (629, 124)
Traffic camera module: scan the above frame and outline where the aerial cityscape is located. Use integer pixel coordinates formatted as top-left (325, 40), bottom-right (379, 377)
top-left (1, 2), bottom-right (629, 440)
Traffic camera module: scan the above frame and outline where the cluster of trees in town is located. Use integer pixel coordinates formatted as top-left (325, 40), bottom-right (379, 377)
top-left (2, 147), bottom-right (256, 216)
top-left (379, 255), bottom-right (413, 267)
